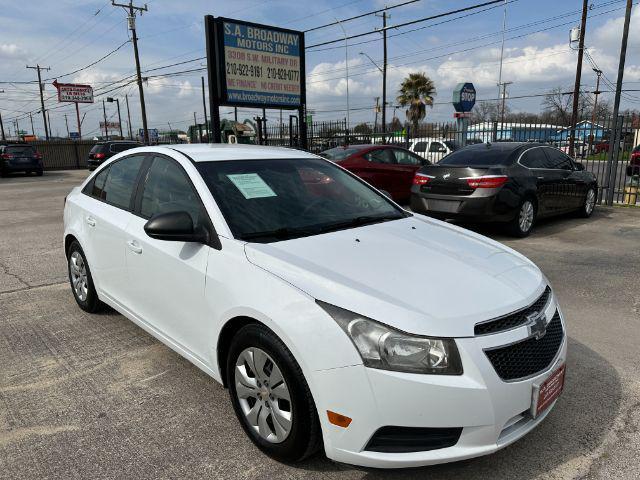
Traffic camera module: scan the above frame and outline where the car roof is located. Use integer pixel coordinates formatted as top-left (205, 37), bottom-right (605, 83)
top-left (145, 144), bottom-right (320, 162)
top-left (462, 141), bottom-right (539, 152)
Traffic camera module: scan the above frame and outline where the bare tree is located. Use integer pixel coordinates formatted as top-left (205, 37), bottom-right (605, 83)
top-left (471, 101), bottom-right (509, 123)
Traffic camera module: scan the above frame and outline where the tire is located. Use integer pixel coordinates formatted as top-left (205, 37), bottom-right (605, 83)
top-left (67, 240), bottom-right (102, 313)
top-left (577, 187), bottom-right (596, 218)
top-left (506, 197), bottom-right (536, 237)
top-left (227, 324), bottom-right (321, 463)
top-left (36, 169), bottom-right (43, 176)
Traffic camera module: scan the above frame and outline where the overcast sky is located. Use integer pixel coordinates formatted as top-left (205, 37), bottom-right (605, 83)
top-left (0, 0), bottom-right (638, 138)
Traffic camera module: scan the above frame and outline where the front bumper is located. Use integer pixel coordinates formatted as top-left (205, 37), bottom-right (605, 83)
top-left (312, 302), bottom-right (567, 468)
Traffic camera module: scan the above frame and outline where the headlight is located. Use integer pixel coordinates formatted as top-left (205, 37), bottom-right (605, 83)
top-left (317, 301), bottom-right (462, 375)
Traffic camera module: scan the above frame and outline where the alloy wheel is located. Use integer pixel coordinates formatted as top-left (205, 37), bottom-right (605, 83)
top-left (519, 200), bottom-right (534, 233)
top-left (234, 347), bottom-right (292, 443)
top-left (585, 189), bottom-right (596, 215)
top-left (69, 251), bottom-right (88, 302)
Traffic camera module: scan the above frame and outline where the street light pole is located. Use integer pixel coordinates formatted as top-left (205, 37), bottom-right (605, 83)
top-left (102, 99), bottom-right (109, 141)
top-left (107, 97), bottom-right (123, 138)
top-left (335, 17), bottom-right (350, 128)
top-left (125, 94), bottom-right (133, 139)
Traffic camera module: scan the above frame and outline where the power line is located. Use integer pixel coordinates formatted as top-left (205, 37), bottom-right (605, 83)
top-left (304, 0), bottom-right (423, 33)
top-left (307, 0), bottom-right (505, 48)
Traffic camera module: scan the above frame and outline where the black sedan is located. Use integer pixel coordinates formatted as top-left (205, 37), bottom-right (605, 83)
top-left (410, 142), bottom-right (598, 237)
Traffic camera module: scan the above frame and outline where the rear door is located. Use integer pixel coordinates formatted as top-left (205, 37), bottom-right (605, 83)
top-left (519, 147), bottom-right (556, 215)
top-left (359, 148), bottom-right (399, 196)
top-left (80, 154), bottom-right (147, 302)
top-left (391, 148), bottom-right (427, 201)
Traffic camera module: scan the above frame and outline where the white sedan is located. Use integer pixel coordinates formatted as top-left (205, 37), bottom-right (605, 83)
top-left (63, 144), bottom-right (567, 468)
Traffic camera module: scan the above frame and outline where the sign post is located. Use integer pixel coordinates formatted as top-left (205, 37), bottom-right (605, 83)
top-left (52, 80), bottom-right (94, 140)
top-left (452, 82), bottom-right (476, 147)
top-left (205, 16), bottom-right (306, 148)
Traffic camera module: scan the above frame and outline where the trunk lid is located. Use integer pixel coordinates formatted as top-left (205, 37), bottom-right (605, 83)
top-left (417, 166), bottom-right (492, 196)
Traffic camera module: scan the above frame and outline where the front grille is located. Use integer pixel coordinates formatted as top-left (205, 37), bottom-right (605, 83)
top-left (365, 426), bottom-right (463, 453)
top-left (485, 311), bottom-right (564, 381)
top-left (475, 286), bottom-right (551, 335)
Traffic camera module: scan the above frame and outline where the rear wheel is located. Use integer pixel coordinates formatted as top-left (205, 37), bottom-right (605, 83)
top-left (577, 187), bottom-right (596, 218)
top-left (227, 324), bottom-right (321, 463)
top-left (67, 241), bottom-right (102, 313)
top-left (506, 198), bottom-right (536, 237)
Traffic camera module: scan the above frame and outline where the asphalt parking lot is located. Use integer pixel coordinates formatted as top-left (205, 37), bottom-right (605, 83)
top-left (1, 170), bottom-right (639, 479)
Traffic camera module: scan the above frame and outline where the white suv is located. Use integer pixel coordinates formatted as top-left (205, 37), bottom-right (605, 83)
top-left (408, 138), bottom-right (458, 163)
top-left (63, 144), bottom-right (567, 468)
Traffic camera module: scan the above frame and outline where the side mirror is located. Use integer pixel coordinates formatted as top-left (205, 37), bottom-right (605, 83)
top-left (575, 162), bottom-right (585, 171)
top-left (144, 211), bottom-right (209, 244)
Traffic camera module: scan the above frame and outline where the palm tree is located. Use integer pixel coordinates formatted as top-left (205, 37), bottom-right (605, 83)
top-left (397, 73), bottom-right (436, 133)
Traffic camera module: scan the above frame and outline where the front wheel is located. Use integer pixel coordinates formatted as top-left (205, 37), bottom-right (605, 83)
top-left (577, 187), bottom-right (596, 218)
top-left (506, 198), bottom-right (536, 237)
top-left (227, 324), bottom-right (321, 463)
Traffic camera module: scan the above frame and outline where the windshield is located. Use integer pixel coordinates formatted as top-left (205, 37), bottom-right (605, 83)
top-left (197, 158), bottom-right (407, 243)
top-left (319, 147), bottom-right (361, 161)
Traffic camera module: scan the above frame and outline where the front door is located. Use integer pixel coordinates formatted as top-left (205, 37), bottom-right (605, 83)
top-left (124, 155), bottom-right (212, 363)
top-left (391, 148), bottom-right (426, 202)
top-left (543, 147), bottom-right (578, 211)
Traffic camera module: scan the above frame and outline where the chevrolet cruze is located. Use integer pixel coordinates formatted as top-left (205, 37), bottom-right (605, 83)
top-left (63, 144), bottom-right (567, 468)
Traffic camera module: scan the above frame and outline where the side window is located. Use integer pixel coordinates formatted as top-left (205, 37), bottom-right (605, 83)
top-left (84, 166), bottom-right (110, 199)
top-left (140, 156), bottom-right (204, 225)
top-left (544, 148), bottom-right (573, 170)
top-left (364, 149), bottom-right (395, 164)
top-left (101, 155), bottom-right (145, 209)
top-left (429, 142), bottom-right (447, 153)
top-left (393, 149), bottom-right (421, 165)
top-left (111, 143), bottom-right (137, 153)
top-left (520, 148), bottom-right (548, 169)
top-left (413, 141), bottom-right (427, 153)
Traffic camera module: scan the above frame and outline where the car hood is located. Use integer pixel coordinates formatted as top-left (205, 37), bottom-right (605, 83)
top-left (244, 216), bottom-right (545, 338)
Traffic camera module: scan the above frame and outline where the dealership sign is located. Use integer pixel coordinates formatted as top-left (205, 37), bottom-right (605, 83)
top-left (52, 80), bottom-right (94, 103)
top-left (452, 83), bottom-right (476, 113)
top-left (100, 121), bottom-right (121, 131)
top-left (207, 17), bottom-right (304, 109)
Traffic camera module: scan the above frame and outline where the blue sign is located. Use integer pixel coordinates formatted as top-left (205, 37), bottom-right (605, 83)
top-left (218, 18), bottom-right (303, 109)
top-left (452, 83), bottom-right (476, 113)
top-left (139, 128), bottom-right (159, 140)
top-left (69, 132), bottom-right (80, 139)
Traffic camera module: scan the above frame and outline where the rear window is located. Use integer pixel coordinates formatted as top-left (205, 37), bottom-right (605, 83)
top-left (89, 144), bottom-right (106, 154)
top-left (439, 145), bottom-right (519, 166)
top-left (6, 146), bottom-right (35, 155)
top-left (320, 147), bottom-right (361, 161)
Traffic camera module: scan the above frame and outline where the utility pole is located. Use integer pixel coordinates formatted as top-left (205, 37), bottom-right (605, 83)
top-left (497, 0), bottom-right (508, 104)
top-left (0, 90), bottom-right (4, 141)
top-left (15, 119), bottom-right (20, 139)
top-left (605, 0), bottom-right (633, 205)
top-left (26, 64), bottom-right (50, 140)
top-left (569, 0), bottom-right (588, 158)
top-left (498, 81), bottom-right (512, 130)
top-left (102, 99), bottom-right (109, 140)
top-left (112, 0), bottom-right (149, 144)
top-left (194, 112), bottom-right (201, 142)
top-left (30, 112), bottom-right (36, 136)
top-left (374, 97), bottom-right (380, 131)
top-left (47, 110), bottom-right (52, 138)
top-left (376, 10), bottom-right (388, 134)
top-left (64, 114), bottom-right (69, 137)
top-left (107, 97), bottom-right (123, 138)
top-left (125, 94), bottom-right (133, 139)
top-left (335, 17), bottom-right (350, 128)
top-left (588, 68), bottom-right (602, 154)
top-left (201, 77), bottom-right (208, 141)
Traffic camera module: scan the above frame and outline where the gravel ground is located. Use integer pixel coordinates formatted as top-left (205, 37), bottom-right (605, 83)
top-left (1, 170), bottom-right (639, 479)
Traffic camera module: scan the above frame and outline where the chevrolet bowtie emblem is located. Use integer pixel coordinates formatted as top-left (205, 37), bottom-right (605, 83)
top-left (443, 173), bottom-right (451, 179)
top-left (526, 311), bottom-right (547, 340)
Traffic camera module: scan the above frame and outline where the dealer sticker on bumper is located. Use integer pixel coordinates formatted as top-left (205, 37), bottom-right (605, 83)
top-left (531, 364), bottom-right (565, 418)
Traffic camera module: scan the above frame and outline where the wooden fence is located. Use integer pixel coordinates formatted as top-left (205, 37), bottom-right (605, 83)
top-left (30, 140), bottom-right (95, 170)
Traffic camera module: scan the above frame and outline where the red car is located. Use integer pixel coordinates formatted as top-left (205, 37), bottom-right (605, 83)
top-left (627, 145), bottom-right (640, 176)
top-left (320, 145), bottom-right (429, 203)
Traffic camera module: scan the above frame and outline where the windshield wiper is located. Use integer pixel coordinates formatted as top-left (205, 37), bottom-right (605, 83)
top-left (241, 225), bottom-right (321, 242)
top-left (318, 213), bottom-right (406, 234)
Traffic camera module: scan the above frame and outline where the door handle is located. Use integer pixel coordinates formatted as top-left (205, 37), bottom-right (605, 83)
top-left (127, 240), bottom-right (143, 254)
top-left (86, 216), bottom-right (96, 227)
top-left (537, 176), bottom-right (545, 180)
